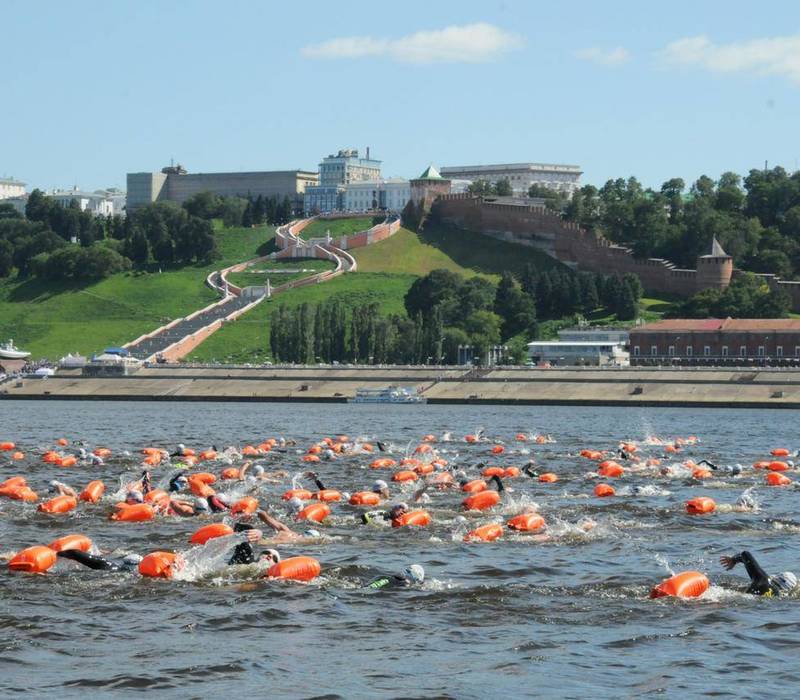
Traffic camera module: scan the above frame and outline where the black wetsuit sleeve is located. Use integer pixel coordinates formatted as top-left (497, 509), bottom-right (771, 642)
top-left (489, 475), bottom-right (505, 493)
top-left (365, 575), bottom-right (406, 590)
top-left (698, 459), bottom-right (718, 470)
top-left (57, 549), bottom-right (118, 571)
top-left (313, 477), bottom-right (325, 490)
top-left (738, 551), bottom-right (772, 595)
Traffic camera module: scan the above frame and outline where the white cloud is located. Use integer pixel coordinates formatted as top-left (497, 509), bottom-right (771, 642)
top-left (301, 23), bottom-right (524, 64)
top-left (660, 34), bottom-right (800, 84)
top-left (575, 46), bottom-right (630, 66)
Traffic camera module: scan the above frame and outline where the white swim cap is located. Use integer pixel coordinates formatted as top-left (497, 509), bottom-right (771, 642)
top-left (262, 548), bottom-right (281, 563)
top-left (178, 443), bottom-right (185, 451)
top-left (127, 490), bottom-right (143, 503)
top-left (403, 564), bottom-right (425, 584)
top-left (122, 554), bottom-right (143, 566)
top-left (288, 497), bottom-right (304, 512)
top-left (215, 493), bottom-right (231, 506)
top-left (303, 528), bottom-right (321, 538)
top-left (773, 571), bottom-right (798, 593)
top-left (253, 465), bottom-right (265, 476)
top-left (194, 497), bottom-right (210, 511)
top-left (372, 480), bottom-right (388, 492)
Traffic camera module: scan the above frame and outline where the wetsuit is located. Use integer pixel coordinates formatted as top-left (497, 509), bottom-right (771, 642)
top-left (523, 464), bottom-right (539, 479)
top-left (697, 459), bottom-right (741, 475)
top-left (57, 549), bottom-right (138, 572)
top-left (207, 495), bottom-right (228, 513)
top-left (227, 523), bottom-right (257, 565)
top-left (365, 574), bottom-right (409, 590)
top-left (168, 473), bottom-right (186, 493)
top-left (729, 551), bottom-right (781, 596)
top-left (376, 441), bottom-right (388, 452)
top-left (361, 509), bottom-right (392, 525)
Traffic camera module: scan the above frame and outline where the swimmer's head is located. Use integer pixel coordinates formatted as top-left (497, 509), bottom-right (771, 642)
top-left (389, 503), bottom-right (408, 521)
top-left (303, 528), bottom-right (321, 538)
top-left (177, 443), bottom-right (185, 453)
top-left (171, 475), bottom-right (188, 491)
top-left (126, 490), bottom-right (144, 504)
top-left (194, 497), bottom-right (210, 512)
top-left (372, 479), bottom-right (389, 495)
top-left (288, 496), bottom-right (304, 513)
top-left (737, 493), bottom-right (756, 509)
top-left (403, 564), bottom-right (425, 584)
top-left (215, 493), bottom-right (231, 506)
top-left (48, 480), bottom-right (62, 493)
top-left (252, 465), bottom-right (265, 477)
top-left (773, 571), bottom-right (798, 594)
top-left (259, 548), bottom-right (281, 565)
top-left (122, 554), bottom-right (143, 566)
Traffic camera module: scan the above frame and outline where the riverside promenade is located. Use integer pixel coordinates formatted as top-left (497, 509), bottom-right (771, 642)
top-left (4, 365), bottom-right (800, 408)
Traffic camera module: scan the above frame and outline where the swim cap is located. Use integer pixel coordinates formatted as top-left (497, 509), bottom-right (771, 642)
top-left (737, 493), bottom-right (756, 509)
top-left (194, 497), bottom-right (210, 512)
top-left (403, 564), bottom-right (425, 584)
top-left (288, 496), bottom-right (304, 512)
top-left (48, 480), bottom-right (62, 493)
top-left (215, 493), bottom-right (231, 506)
top-left (261, 548), bottom-right (281, 563)
top-left (122, 554), bottom-right (143, 566)
top-left (772, 571), bottom-right (798, 593)
top-left (127, 490), bottom-right (144, 503)
top-left (303, 529), bottom-right (321, 538)
top-left (178, 443), bottom-right (185, 452)
top-left (372, 480), bottom-right (388, 493)
top-left (252, 465), bottom-right (265, 476)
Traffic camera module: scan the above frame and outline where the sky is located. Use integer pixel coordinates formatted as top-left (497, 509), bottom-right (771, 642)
top-left (3, 0), bottom-right (800, 193)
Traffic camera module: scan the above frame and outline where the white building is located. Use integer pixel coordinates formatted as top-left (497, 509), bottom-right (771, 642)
top-left (558, 328), bottom-right (630, 343)
top-left (50, 187), bottom-right (115, 217)
top-left (319, 148), bottom-right (381, 187)
top-left (4, 195), bottom-right (28, 216)
top-left (527, 340), bottom-right (629, 366)
top-left (0, 177), bottom-right (26, 200)
top-left (344, 178), bottom-right (411, 213)
top-left (440, 162), bottom-right (582, 196)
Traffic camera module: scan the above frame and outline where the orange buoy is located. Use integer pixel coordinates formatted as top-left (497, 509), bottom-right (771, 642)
top-left (230, 496), bottom-right (259, 515)
top-left (0, 476), bottom-right (27, 490)
top-left (392, 470), bottom-right (418, 483)
top-left (142, 447), bottom-right (161, 456)
top-left (182, 455), bottom-right (198, 466)
top-left (139, 551), bottom-right (177, 578)
top-left (190, 523), bottom-right (234, 545)
top-left (370, 458), bottom-right (396, 469)
top-left (650, 571), bottom-right (709, 599)
top-left (37, 495), bottom-right (77, 514)
top-left (620, 442), bottom-right (637, 453)
top-left (189, 472), bottom-right (217, 485)
top-left (507, 512), bottom-right (545, 531)
top-left (692, 468), bottom-right (712, 480)
top-left (461, 479), bottom-right (487, 493)
top-left (143, 454), bottom-right (161, 467)
top-left (59, 456), bottom-right (77, 468)
top-left (594, 483), bottom-right (616, 498)
top-left (465, 523), bottom-right (503, 542)
top-left (307, 444), bottom-right (322, 455)
top-left (491, 445), bottom-right (505, 455)
top-left (771, 448), bottom-right (790, 457)
top-left (349, 491), bottom-right (381, 506)
top-left (56, 438), bottom-right (69, 446)
top-left (302, 455), bottom-right (320, 463)
top-left (267, 556), bottom-right (321, 582)
top-left (79, 480), bottom-right (105, 503)
top-left (48, 534), bottom-right (92, 553)
top-left (753, 461), bottom-right (771, 469)
top-left (11, 451), bottom-right (24, 460)
top-left (0, 441), bottom-right (15, 451)
top-left (198, 450), bottom-right (217, 461)
top-left (296, 502), bottom-right (330, 523)
top-left (42, 451), bottom-right (60, 463)
top-left (414, 444), bottom-right (432, 454)
top-left (515, 433), bottom-right (528, 441)
top-left (685, 497), bottom-right (716, 515)
top-left (414, 463), bottom-right (434, 475)
top-left (766, 472), bottom-right (792, 486)
top-left (144, 489), bottom-right (170, 510)
top-left (538, 473), bottom-right (559, 483)
top-left (462, 490), bottom-right (500, 511)
top-left (111, 503), bottom-right (155, 522)
top-left (221, 467), bottom-right (240, 480)
top-left (503, 467), bottom-right (520, 478)
top-left (665, 445), bottom-right (679, 453)
top-left (188, 478), bottom-right (215, 498)
top-left (242, 445), bottom-right (260, 456)
top-left (422, 434), bottom-right (436, 442)
top-left (431, 472), bottom-right (454, 487)
top-left (768, 461), bottom-right (789, 472)
top-left (482, 466), bottom-right (505, 478)
top-left (93, 447), bottom-right (111, 458)
top-left (8, 546), bottom-right (57, 573)
top-left (316, 489), bottom-right (342, 502)
top-left (465, 434), bottom-right (478, 443)
top-left (282, 489), bottom-right (313, 501)
top-left (0, 484), bottom-right (38, 501)
top-left (598, 461), bottom-right (624, 477)
top-left (393, 510), bottom-right (431, 527)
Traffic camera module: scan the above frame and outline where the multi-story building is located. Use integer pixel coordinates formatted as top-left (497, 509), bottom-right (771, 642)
top-left (440, 162), bottom-right (582, 196)
top-left (304, 148), bottom-right (382, 214)
top-left (0, 177), bottom-right (26, 200)
top-left (50, 188), bottom-right (115, 217)
top-left (343, 179), bottom-right (411, 213)
top-left (629, 319), bottom-right (800, 365)
top-left (127, 164), bottom-right (318, 214)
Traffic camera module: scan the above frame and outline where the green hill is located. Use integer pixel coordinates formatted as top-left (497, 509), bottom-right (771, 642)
top-left (299, 216), bottom-right (376, 239)
top-left (0, 224), bottom-right (275, 360)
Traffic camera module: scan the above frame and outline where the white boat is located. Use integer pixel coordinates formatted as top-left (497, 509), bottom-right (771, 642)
top-left (348, 386), bottom-right (426, 404)
top-left (0, 339), bottom-right (30, 360)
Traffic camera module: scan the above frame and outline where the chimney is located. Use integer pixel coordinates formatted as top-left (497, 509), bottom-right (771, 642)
top-left (366, 146), bottom-right (370, 160)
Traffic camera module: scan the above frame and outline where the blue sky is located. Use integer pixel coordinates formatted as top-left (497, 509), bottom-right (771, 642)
top-left (3, 0), bottom-right (800, 193)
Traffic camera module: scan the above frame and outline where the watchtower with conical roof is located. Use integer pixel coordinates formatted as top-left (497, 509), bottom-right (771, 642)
top-left (410, 165), bottom-right (451, 208)
top-left (695, 236), bottom-right (733, 292)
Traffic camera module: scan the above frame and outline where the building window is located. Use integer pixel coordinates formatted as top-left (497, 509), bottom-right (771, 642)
top-left (650, 345), bottom-right (657, 356)
top-left (795, 346), bottom-right (800, 357)
top-left (704, 346), bottom-right (711, 356)
top-left (686, 346), bottom-right (693, 356)
top-left (740, 346), bottom-right (747, 357)
top-left (757, 346), bottom-right (765, 357)
top-left (722, 346), bottom-right (729, 356)
top-left (668, 346), bottom-right (675, 356)
top-left (777, 346), bottom-right (784, 357)
top-left (633, 346), bottom-right (640, 356)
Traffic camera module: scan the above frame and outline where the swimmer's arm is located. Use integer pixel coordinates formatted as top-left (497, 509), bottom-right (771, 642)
top-left (257, 510), bottom-right (295, 534)
top-left (56, 483), bottom-right (78, 498)
top-left (305, 471), bottom-right (325, 490)
top-left (411, 483), bottom-right (429, 503)
top-left (238, 461), bottom-right (252, 480)
top-left (489, 475), bottom-right (505, 493)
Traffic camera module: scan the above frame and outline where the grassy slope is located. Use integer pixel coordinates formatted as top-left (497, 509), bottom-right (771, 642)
top-left (299, 216), bottom-right (375, 239)
top-left (226, 258), bottom-right (335, 288)
top-left (0, 224), bottom-right (275, 359)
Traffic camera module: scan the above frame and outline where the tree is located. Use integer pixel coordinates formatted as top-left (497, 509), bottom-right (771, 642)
top-left (0, 203), bottom-right (21, 220)
top-left (495, 178), bottom-right (513, 196)
top-left (404, 269), bottom-right (462, 319)
top-left (125, 228), bottom-right (150, 266)
top-left (221, 197), bottom-right (248, 228)
top-left (494, 271), bottom-right (537, 339)
top-left (615, 279), bottom-right (638, 320)
top-left (183, 191), bottom-right (222, 219)
top-left (0, 239), bottom-right (13, 277)
top-left (467, 179), bottom-right (494, 196)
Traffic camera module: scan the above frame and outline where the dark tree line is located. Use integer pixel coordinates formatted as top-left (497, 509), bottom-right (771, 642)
top-left (183, 191), bottom-right (294, 228)
top-left (671, 273), bottom-right (791, 319)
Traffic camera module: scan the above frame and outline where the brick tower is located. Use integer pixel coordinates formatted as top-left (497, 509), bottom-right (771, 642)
top-left (695, 237), bottom-right (733, 292)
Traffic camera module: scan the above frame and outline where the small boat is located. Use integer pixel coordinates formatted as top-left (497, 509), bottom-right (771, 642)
top-left (348, 386), bottom-right (426, 404)
top-left (0, 339), bottom-right (30, 360)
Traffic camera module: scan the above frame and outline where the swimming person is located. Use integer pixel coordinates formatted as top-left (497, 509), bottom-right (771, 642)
top-left (56, 549), bottom-right (143, 572)
top-left (364, 564), bottom-right (425, 590)
top-left (720, 551), bottom-right (798, 596)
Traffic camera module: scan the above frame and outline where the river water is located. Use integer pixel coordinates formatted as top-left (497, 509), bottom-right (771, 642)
top-left (1, 400), bottom-right (799, 699)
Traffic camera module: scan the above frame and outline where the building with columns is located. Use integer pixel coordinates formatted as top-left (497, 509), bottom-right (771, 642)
top-left (0, 177), bottom-right (26, 200)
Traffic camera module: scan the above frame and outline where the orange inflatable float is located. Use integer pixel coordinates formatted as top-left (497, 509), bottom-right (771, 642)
top-left (414, 463), bottom-right (434, 476)
top-left (8, 546), bottom-right (57, 573)
top-left (491, 445), bottom-right (505, 455)
top-left (685, 497), bottom-right (716, 515)
top-left (768, 461), bottom-right (789, 472)
top-left (370, 458), bottom-right (396, 469)
top-left (538, 473), bottom-right (559, 483)
top-left (392, 510), bottom-right (431, 527)
top-left (766, 472), bottom-right (792, 486)
top-left (93, 448), bottom-right (111, 458)
top-left (282, 489), bottom-right (313, 501)
top-left (392, 470), bottom-right (418, 483)
top-left (198, 450), bottom-right (217, 461)
top-left (598, 461), bottom-right (624, 477)
top-left (48, 534), bottom-right (92, 552)
top-left (11, 451), bottom-right (24, 460)
top-left (230, 496), bottom-right (259, 515)
top-left (139, 551), bottom-right (177, 578)
top-left (79, 480), bottom-right (105, 503)
top-left (594, 483), bottom-right (616, 498)
top-left (221, 467), bottom-right (240, 480)
top-left (296, 502), bottom-right (330, 523)
top-left (771, 448), bottom-right (790, 457)
top-left (482, 467), bottom-right (505, 478)
top-left (692, 468), bottom-right (712, 480)
top-left (465, 523), bottom-right (503, 542)
top-left (507, 513), bottom-right (545, 531)
top-left (316, 489), bottom-right (342, 502)
top-left (462, 490), bottom-right (500, 511)
top-left (190, 523), bottom-right (234, 545)
top-left (503, 467), bottom-right (520, 478)
top-left (37, 495), bottom-right (77, 514)
top-left (0, 441), bottom-right (15, 451)
top-left (349, 491), bottom-right (381, 506)
top-left (753, 461), bottom-right (771, 469)
top-left (267, 556), bottom-right (321, 582)
top-left (650, 571), bottom-right (709, 599)
top-left (461, 479), bottom-right (487, 493)
top-left (515, 433), bottom-right (528, 441)
top-left (111, 503), bottom-right (155, 522)
top-left (58, 456), bottom-right (77, 468)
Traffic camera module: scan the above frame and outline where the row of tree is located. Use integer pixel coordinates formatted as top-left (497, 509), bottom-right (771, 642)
top-left (182, 191), bottom-right (294, 228)
top-left (671, 273), bottom-right (791, 319)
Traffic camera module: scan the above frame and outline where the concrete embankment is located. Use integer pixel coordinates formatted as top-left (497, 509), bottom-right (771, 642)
top-left (3, 366), bottom-right (800, 408)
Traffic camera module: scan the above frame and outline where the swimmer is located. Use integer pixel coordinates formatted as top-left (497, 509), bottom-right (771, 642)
top-left (523, 462), bottom-right (539, 479)
top-left (57, 549), bottom-right (143, 572)
top-left (49, 480), bottom-right (77, 498)
top-left (170, 443), bottom-right (189, 457)
top-left (362, 502), bottom-right (409, 526)
top-left (364, 564), bottom-right (425, 590)
top-left (720, 551), bottom-right (798, 597)
top-left (372, 479), bottom-right (390, 499)
top-left (125, 489), bottom-right (144, 504)
top-left (255, 510), bottom-right (321, 543)
top-left (168, 473), bottom-right (189, 493)
top-left (376, 441), bottom-right (388, 452)
top-left (239, 462), bottom-right (288, 483)
top-left (207, 493), bottom-right (229, 513)
top-left (696, 458), bottom-right (742, 476)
